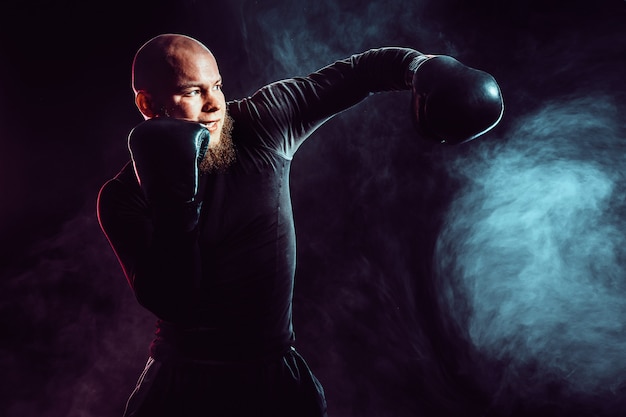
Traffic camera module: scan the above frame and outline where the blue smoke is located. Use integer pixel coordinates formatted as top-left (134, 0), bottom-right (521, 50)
top-left (235, 0), bottom-right (448, 87)
top-left (436, 95), bottom-right (626, 397)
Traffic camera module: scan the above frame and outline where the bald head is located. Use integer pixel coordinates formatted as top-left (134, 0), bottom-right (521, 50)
top-left (129, 33), bottom-right (230, 161)
top-left (132, 34), bottom-right (215, 96)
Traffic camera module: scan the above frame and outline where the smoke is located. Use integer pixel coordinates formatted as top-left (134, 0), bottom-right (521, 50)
top-left (227, 1), bottom-right (626, 415)
top-left (234, 0), bottom-right (451, 90)
top-left (435, 95), bottom-right (626, 409)
top-left (0, 203), bottom-right (154, 417)
top-left (1, 0), bottom-right (623, 416)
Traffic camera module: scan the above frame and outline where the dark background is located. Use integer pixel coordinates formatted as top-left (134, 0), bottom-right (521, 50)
top-left (1, 0), bottom-right (626, 416)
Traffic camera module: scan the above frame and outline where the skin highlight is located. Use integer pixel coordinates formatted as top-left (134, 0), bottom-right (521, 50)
top-left (132, 34), bottom-right (235, 171)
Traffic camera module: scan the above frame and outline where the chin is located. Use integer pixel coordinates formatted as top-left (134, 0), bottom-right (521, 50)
top-left (208, 130), bottom-right (222, 148)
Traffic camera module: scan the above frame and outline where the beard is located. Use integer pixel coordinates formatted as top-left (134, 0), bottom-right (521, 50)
top-left (199, 111), bottom-right (236, 173)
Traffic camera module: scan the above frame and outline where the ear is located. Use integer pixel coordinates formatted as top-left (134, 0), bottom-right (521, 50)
top-left (135, 91), bottom-right (159, 119)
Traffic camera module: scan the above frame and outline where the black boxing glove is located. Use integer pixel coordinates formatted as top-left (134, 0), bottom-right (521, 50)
top-left (128, 118), bottom-right (210, 231)
top-left (410, 55), bottom-right (504, 144)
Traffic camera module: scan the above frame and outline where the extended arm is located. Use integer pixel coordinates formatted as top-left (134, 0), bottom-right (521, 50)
top-left (231, 47), bottom-right (503, 156)
top-left (231, 47), bottom-right (422, 157)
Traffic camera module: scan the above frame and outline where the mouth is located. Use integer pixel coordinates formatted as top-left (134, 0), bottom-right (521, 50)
top-left (204, 120), bottom-right (220, 132)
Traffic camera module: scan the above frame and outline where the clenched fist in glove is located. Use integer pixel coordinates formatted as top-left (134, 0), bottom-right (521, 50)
top-left (410, 55), bottom-right (504, 144)
top-left (128, 118), bottom-right (210, 231)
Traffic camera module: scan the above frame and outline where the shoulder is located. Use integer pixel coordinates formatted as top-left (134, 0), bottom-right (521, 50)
top-left (99, 162), bottom-right (137, 195)
top-left (97, 161), bottom-right (146, 216)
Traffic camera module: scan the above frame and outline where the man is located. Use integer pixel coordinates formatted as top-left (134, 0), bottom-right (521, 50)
top-left (97, 33), bottom-right (503, 417)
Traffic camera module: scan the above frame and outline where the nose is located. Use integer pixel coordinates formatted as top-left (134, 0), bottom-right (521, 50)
top-left (202, 91), bottom-right (221, 113)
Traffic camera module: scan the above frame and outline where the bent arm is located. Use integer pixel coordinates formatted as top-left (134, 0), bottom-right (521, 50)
top-left (97, 163), bottom-right (200, 321)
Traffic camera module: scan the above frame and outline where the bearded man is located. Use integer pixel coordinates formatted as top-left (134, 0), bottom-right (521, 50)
top-left (97, 33), bottom-right (503, 417)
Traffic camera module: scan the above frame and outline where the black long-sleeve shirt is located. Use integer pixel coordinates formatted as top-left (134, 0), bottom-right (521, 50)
top-left (97, 47), bottom-right (422, 361)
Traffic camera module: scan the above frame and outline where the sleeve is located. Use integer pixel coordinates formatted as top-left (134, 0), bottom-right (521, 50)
top-left (96, 163), bottom-right (200, 320)
top-left (229, 47), bottom-right (425, 158)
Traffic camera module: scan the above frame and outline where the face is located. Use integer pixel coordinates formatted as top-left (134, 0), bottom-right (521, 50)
top-left (149, 47), bottom-right (227, 148)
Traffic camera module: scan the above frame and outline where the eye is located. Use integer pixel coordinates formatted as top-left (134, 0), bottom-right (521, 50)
top-left (212, 84), bottom-right (222, 91)
top-left (183, 89), bottom-right (201, 97)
